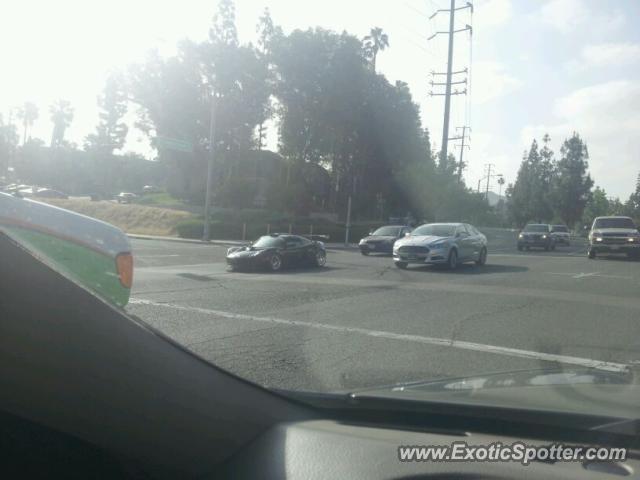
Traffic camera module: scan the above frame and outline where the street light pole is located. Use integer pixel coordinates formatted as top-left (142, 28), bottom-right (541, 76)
top-left (203, 90), bottom-right (216, 242)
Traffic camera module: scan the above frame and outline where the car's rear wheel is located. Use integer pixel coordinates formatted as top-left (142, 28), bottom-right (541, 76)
top-left (314, 250), bottom-right (326, 267)
top-left (447, 249), bottom-right (458, 269)
top-left (361, 249), bottom-right (369, 256)
top-left (395, 261), bottom-right (408, 269)
top-left (551, 244), bottom-right (556, 251)
top-left (269, 253), bottom-right (283, 272)
top-left (588, 249), bottom-right (596, 259)
top-left (475, 247), bottom-right (487, 266)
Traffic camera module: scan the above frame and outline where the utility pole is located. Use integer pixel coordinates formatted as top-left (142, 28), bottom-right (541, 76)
top-left (441, 0), bottom-right (456, 165)
top-left (449, 125), bottom-right (470, 182)
top-left (485, 163), bottom-right (493, 199)
top-left (203, 90), bottom-right (216, 242)
top-left (428, 1), bottom-right (472, 165)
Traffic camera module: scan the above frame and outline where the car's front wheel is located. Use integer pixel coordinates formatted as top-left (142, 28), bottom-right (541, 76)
top-left (395, 261), bottom-right (408, 269)
top-left (314, 250), bottom-right (326, 267)
top-left (475, 247), bottom-right (487, 266)
top-left (269, 253), bottom-right (283, 272)
top-left (447, 249), bottom-right (458, 269)
top-left (360, 249), bottom-right (370, 256)
top-left (588, 249), bottom-right (596, 259)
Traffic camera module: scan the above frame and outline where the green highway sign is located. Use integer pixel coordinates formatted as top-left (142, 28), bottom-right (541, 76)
top-left (156, 136), bottom-right (193, 153)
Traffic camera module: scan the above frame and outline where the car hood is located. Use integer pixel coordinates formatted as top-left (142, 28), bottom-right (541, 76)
top-left (395, 235), bottom-right (450, 246)
top-left (593, 228), bottom-right (639, 236)
top-left (361, 235), bottom-right (396, 242)
top-left (349, 367), bottom-right (640, 419)
top-left (227, 246), bottom-right (270, 257)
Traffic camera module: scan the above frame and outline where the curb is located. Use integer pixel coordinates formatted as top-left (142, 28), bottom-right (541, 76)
top-left (127, 233), bottom-right (246, 247)
top-left (127, 233), bottom-right (359, 250)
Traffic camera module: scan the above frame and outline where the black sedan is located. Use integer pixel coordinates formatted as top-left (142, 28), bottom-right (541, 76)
top-left (358, 225), bottom-right (412, 255)
top-left (226, 234), bottom-right (327, 272)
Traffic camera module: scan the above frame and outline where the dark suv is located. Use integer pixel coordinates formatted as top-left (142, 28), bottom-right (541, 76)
top-left (517, 224), bottom-right (555, 251)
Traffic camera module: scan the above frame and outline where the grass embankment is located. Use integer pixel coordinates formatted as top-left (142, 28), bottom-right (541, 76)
top-left (41, 199), bottom-right (196, 236)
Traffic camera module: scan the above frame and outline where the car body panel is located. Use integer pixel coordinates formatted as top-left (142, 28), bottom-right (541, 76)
top-left (0, 192), bottom-right (132, 307)
top-left (517, 224), bottom-right (555, 249)
top-left (393, 223), bottom-right (487, 265)
top-left (589, 216), bottom-right (640, 255)
top-left (358, 225), bottom-right (411, 254)
top-left (551, 225), bottom-right (570, 245)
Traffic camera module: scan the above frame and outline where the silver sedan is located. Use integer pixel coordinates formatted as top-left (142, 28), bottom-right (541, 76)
top-left (392, 223), bottom-right (488, 269)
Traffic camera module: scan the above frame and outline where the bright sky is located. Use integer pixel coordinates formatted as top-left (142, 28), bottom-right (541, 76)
top-left (2, 0), bottom-right (639, 198)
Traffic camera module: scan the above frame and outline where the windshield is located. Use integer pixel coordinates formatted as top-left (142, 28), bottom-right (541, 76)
top-left (3, 0), bottom-right (640, 425)
top-left (372, 226), bottom-right (401, 236)
top-left (253, 236), bottom-right (285, 248)
top-left (593, 218), bottom-right (636, 230)
top-left (411, 224), bottom-right (456, 237)
top-left (523, 225), bottom-right (549, 233)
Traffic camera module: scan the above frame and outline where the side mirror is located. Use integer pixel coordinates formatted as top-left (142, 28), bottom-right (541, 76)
top-left (404, 232), bottom-right (411, 237)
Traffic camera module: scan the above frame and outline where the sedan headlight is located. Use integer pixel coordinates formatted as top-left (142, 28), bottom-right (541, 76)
top-left (628, 237), bottom-right (638, 242)
top-left (518, 233), bottom-right (523, 238)
top-left (595, 237), bottom-right (603, 242)
top-left (430, 242), bottom-right (448, 250)
top-left (541, 234), bottom-right (547, 239)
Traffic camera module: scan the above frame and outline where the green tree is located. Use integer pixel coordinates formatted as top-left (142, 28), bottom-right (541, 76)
top-left (17, 102), bottom-right (39, 145)
top-left (627, 172), bottom-right (640, 218)
top-left (85, 71), bottom-right (129, 154)
top-left (0, 114), bottom-right (19, 174)
top-left (553, 133), bottom-right (593, 227)
top-left (582, 186), bottom-right (609, 225)
top-left (363, 27), bottom-right (389, 73)
top-left (49, 99), bottom-right (74, 148)
top-left (506, 138), bottom-right (555, 226)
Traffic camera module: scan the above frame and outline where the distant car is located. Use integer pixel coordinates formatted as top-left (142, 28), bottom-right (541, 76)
top-left (517, 224), bottom-right (555, 251)
top-left (392, 223), bottom-right (487, 270)
top-left (588, 216), bottom-right (640, 259)
top-left (142, 185), bottom-right (161, 194)
top-left (550, 224), bottom-right (570, 246)
top-left (358, 225), bottom-right (412, 255)
top-left (116, 192), bottom-right (137, 204)
top-left (226, 234), bottom-right (326, 272)
top-left (33, 188), bottom-right (68, 199)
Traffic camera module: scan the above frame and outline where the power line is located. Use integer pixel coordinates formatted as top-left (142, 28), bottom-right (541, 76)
top-left (427, 0), bottom-right (472, 165)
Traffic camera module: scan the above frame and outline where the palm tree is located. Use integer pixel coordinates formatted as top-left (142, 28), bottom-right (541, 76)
top-left (363, 27), bottom-right (389, 73)
top-left (49, 99), bottom-right (74, 147)
top-left (17, 101), bottom-right (39, 145)
top-left (497, 176), bottom-right (506, 197)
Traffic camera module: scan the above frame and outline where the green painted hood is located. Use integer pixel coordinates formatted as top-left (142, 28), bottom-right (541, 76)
top-left (0, 193), bottom-right (131, 307)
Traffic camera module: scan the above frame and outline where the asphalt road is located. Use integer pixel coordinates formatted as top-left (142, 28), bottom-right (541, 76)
top-left (127, 232), bottom-right (640, 393)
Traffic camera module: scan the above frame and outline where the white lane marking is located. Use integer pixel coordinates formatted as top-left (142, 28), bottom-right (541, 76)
top-left (546, 272), bottom-right (633, 280)
top-left (129, 298), bottom-right (629, 373)
top-left (137, 254), bottom-right (181, 258)
top-left (573, 272), bottom-right (599, 279)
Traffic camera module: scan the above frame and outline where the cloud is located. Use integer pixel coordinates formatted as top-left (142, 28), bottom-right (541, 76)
top-left (521, 80), bottom-right (640, 198)
top-left (538, 0), bottom-right (624, 34)
top-left (471, 61), bottom-right (522, 104)
top-left (578, 42), bottom-right (640, 69)
top-left (474, 0), bottom-right (512, 28)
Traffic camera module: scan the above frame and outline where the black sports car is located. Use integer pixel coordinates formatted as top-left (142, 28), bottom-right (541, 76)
top-left (226, 234), bottom-right (327, 272)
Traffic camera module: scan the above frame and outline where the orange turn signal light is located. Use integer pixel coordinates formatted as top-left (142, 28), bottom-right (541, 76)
top-left (116, 252), bottom-right (133, 289)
